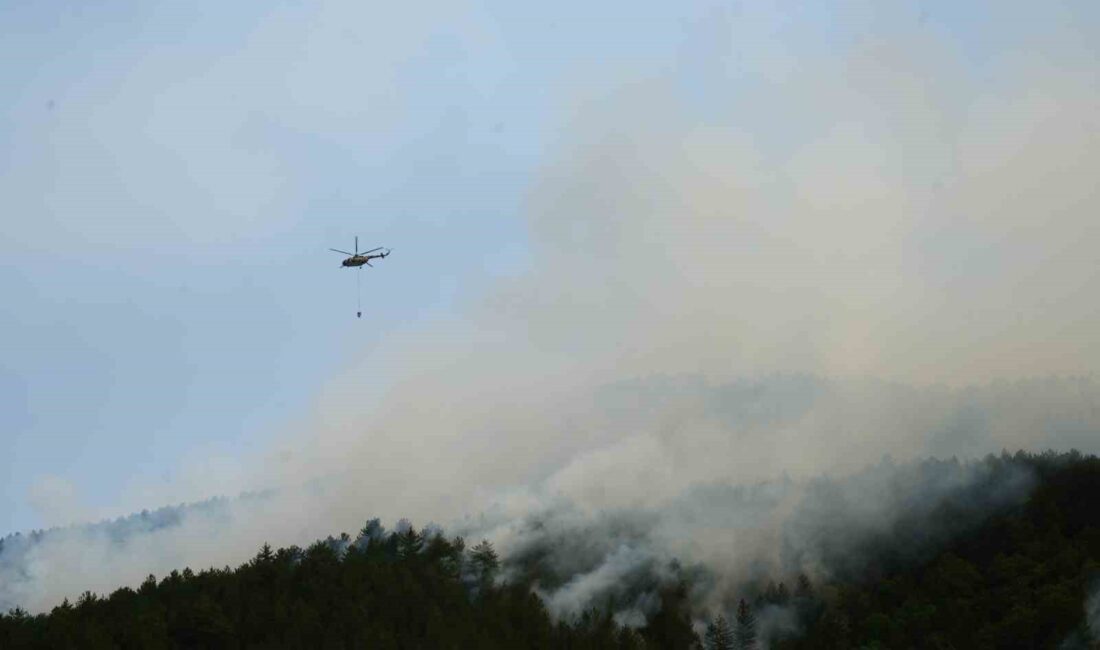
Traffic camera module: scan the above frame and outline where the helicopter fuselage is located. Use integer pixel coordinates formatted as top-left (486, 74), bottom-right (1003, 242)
top-left (331, 240), bottom-right (388, 269)
top-left (341, 254), bottom-right (384, 267)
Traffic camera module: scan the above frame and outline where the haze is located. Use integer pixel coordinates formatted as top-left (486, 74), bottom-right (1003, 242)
top-left (2, 0), bottom-right (1098, 614)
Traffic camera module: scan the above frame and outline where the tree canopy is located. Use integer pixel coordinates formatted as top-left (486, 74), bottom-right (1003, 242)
top-left (2, 450), bottom-right (1098, 649)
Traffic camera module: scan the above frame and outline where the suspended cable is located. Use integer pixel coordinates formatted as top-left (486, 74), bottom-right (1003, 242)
top-left (327, 236), bottom-right (390, 320)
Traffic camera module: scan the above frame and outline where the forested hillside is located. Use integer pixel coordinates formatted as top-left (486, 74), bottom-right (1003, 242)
top-left (768, 451), bottom-right (1100, 649)
top-left (0, 523), bottom-right (667, 649)
top-left (2, 451), bottom-right (1098, 649)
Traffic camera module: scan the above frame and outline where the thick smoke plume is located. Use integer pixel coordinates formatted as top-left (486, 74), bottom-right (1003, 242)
top-left (485, 451), bottom-right (1036, 630)
top-left (3, 378), bottom-right (1095, 615)
top-left (4, 0), bottom-right (1099, 628)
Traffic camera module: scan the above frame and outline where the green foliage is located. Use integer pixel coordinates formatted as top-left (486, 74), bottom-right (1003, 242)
top-left (735, 599), bottom-right (757, 649)
top-left (0, 522), bottom-right (675, 649)
top-left (772, 450), bottom-right (1100, 649)
top-left (471, 539), bottom-right (501, 584)
top-left (641, 580), bottom-right (698, 649)
top-left (705, 614), bottom-right (735, 650)
top-left (2, 450), bottom-right (1097, 649)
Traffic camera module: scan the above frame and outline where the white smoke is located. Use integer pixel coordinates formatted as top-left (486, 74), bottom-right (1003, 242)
top-left (538, 544), bottom-right (664, 620)
top-left (4, 0), bottom-right (1100, 620)
top-left (25, 477), bottom-right (84, 530)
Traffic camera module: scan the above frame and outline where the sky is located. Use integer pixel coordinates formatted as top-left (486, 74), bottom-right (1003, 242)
top-left (2, 0), bottom-right (1099, 544)
top-left (0, 0), bottom-right (558, 532)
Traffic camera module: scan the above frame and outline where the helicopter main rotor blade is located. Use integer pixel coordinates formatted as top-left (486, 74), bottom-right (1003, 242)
top-left (329, 248), bottom-right (354, 255)
top-left (361, 247), bottom-right (384, 255)
top-left (355, 236), bottom-right (359, 255)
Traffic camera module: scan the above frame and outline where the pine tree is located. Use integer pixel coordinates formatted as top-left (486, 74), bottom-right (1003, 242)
top-left (357, 518), bottom-right (384, 544)
top-left (705, 614), bottom-right (735, 650)
top-left (776, 582), bottom-right (790, 604)
top-left (397, 525), bottom-right (424, 559)
top-left (139, 574), bottom-right (157, 595)
top-left (470, 539), bottom-right (499, 584)
top-left (641, 581), bottom-right (699, 649)
top-left (254, 542), bottom-right (274, 564)
top-left (795, 573), bottom-right (813, 599)
top-left (736, 599), bottom-right (757, 650)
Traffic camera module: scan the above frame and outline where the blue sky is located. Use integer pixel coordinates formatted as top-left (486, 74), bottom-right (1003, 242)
top-left (3, 0), bottom-right (1098, 535)
top-left (0, 0), bottom-right (704, 533)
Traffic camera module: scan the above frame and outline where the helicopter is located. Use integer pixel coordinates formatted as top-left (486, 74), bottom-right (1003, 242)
top-left (329, 236), bottom-right (390, 268)
top-left (329, 237), bottom-right (391, 318)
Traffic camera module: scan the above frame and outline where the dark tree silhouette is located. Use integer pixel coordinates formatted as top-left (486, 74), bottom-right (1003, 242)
top-left (0, 524), bottom-right (669, 649)
top-left (642, 581), bottom-right (698, 649)
top-left (705, 614), bottom-right (735, 650)
top-left (470, 538), bottom-right (500, 585)
top-left (2, 450), bottom-right (1098, 649)
top-left (770, 451), bottom-right (1100, 649)
top-left (795, 573), bottom-right (812, 599)
top-left (736, 599), bottom-right (757, 650)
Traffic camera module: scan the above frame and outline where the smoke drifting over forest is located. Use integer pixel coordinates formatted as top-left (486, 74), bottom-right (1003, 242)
top-left (4, 1), bottom-right (1099, 634)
